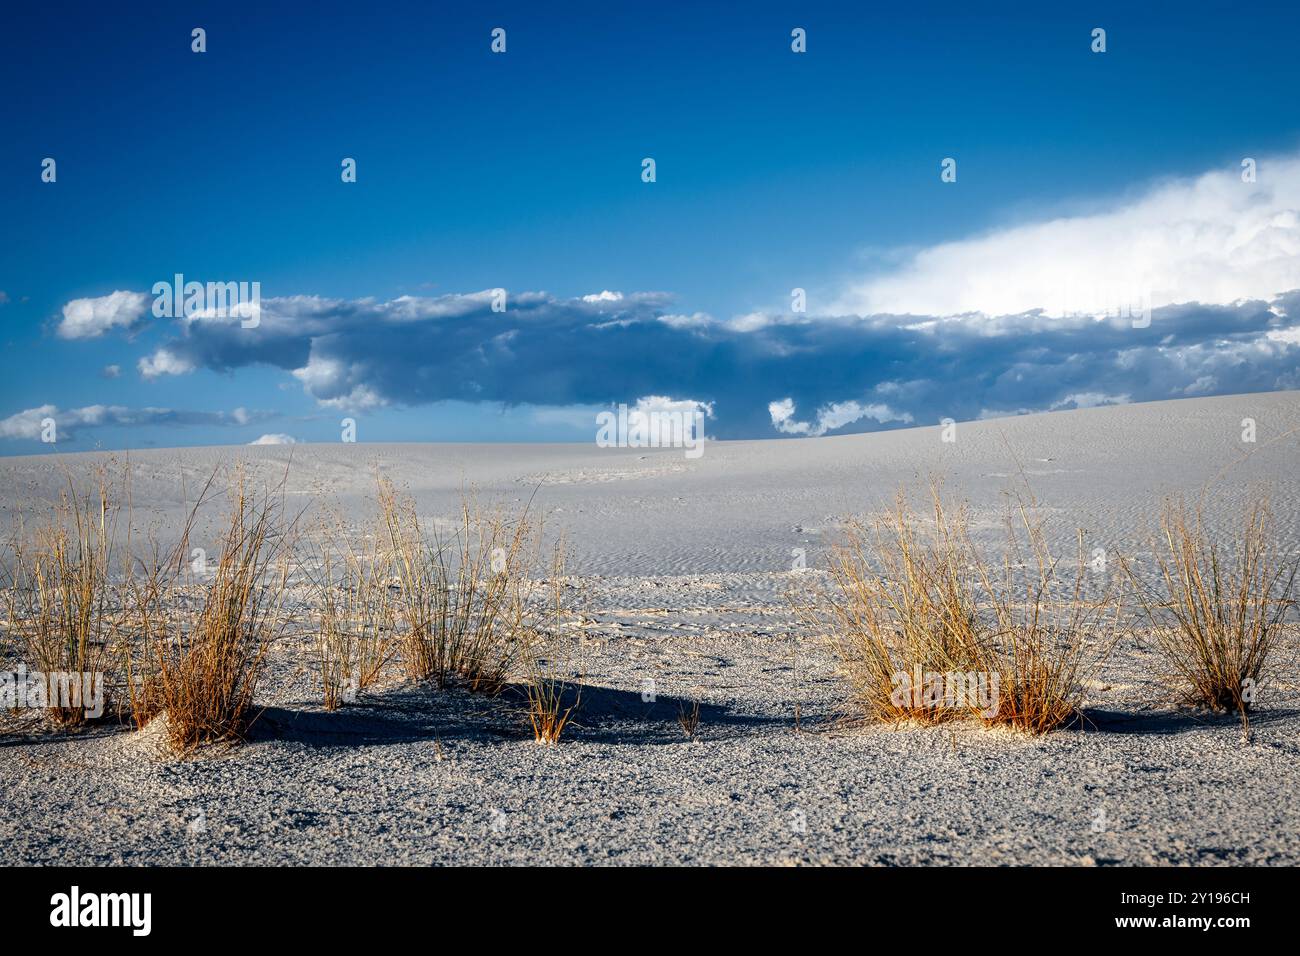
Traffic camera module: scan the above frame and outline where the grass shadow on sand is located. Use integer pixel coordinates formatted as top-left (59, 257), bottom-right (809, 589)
top-left (249, 679), bottom-right (799, 750)
top-left (17, 689), bottom-right (1290, 754)
top-left (522, 681), bottom-right (802, 745)
top-left (249, 684), bottom-right (521, 749)
top-left (0, 721), bottom-right (126, 750)
top-left (1082, 705), bottom-right (1300, 736)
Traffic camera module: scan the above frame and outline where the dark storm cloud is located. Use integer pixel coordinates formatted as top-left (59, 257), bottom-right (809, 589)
top-left (129, 288), bottom-right (1300, 438)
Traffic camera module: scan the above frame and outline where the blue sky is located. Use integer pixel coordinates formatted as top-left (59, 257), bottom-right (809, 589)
top-left (2, 0), bottom-right (1300, 452)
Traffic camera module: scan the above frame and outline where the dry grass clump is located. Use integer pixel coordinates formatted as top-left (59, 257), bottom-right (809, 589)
top-left (815, 491), bottom-right (984, 726)
top-left (378, 478), bottom-right (583, 740)
top-left (812, 484), bottom-right (1113, 734)
top-left (520, 541), bottom-right (581, 745)
top-left (127, 476), bottom-right (293, 753)
top-left (2, 459), bottom-right (593, 749)
top-left (378, 478), bottom-right (533, 693)
top-left (307, 524), bottom-right (397, 710)
top-left (2, 471), bottom-right (121, 726)
top-left (677, 699), bottom-right (701, 739)
top-left (970, 500), bottom-right (1112, 734)
top-left (1122, 496), bottom-right (1297, 730)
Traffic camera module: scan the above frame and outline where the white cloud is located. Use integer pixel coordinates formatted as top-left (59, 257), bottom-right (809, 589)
top-left (838, 154), bottom-right (1300, 319)
top-left (248, 433), bottom-right (296, 445)
top-left (101, 364), bottom-right (121, 379)
top-left (0, 404), bottom-right (60, 439)
top-left (631, 396), bottom-right (714, 416)
top-left (57, 290), bottom-right (151, 339)
top-left (728, 311), bottom-right (776, 333)
top-left (0, 404), bottom-right (268, 441)
top-left (657, 312), bottom-right (714, 330)
top-left (582, 290), bottom-right (624, 303)
top-left (1179, 375), bottom-right (1217, 395)
top-left (138, 348), bottom-right (196, 379)
top-left (976, 406), bottom-right (1036, 421)
top-left (1049, 392), bottom-right (1131, 410)
top-left (291, 356), bottom-right (385, 410)
top-left (626, 395), bottom-right (713, 445)
top-left (769, 397), bottom-right (912, 436)
top-left (181, 300), bottom-right (261, 326)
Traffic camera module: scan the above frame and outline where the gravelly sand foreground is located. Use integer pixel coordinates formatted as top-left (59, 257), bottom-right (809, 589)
top-left (2, 392), bottom-right (1299, 865)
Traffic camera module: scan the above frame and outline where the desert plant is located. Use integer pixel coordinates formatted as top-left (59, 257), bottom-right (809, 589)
top-left (810, 483), bottom-right (1113, 734)
top-left (520, 541), bottom-right (581, 744)
top-left (1, 470), bottom-right (122, 727)
top-left (314, 545), bottom-right (352, 711)
top-left (812, 489), bottom-right (984, 725)
top-left (677, 698), bottom-right (701, 739)
top-left (968, 503), bottom-right (1113, 734)
top-left (378, 478), bottom-right (533, 693)
top-left (1121, 496), bottom-right (1298, 730)
top-left (131, 474), bottom-right (293, 753)
top-left (309, 525), bottom-right (397, 710)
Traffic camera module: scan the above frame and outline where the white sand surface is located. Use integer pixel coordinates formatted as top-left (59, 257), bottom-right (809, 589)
top-left (2, 391), bottom-right (1298, 865)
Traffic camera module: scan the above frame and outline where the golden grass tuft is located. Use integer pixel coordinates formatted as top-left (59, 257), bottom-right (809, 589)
top-left (677, 698), bottom-right (701, 739)
top-left (1, 461), bottom-right (592, 749)
top-left (1122, 496), bottom-right (1298, 731)
top-left (2, 469), bottom-right (121, 727)
top-left (307, 521), bottom-right (397, 710)
top-left (128, 473), bottom-right (293, 754)
top-left (520, 540), bottom-right (581, 745)
top-left (814, 490), bottom-right (983, 726)
top-left (967, 490), bottom-right (1116, 734)
top-left (811, 483), bottom-right (1114, 734)
top-left (378, 478), bottom-right (534, 693)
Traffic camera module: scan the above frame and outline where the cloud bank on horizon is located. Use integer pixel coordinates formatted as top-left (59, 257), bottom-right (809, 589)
top-left (12, 153), bottom-right (1300, 444)
top-left (836, 155), bottom-right (1300, 319)
top-left (0, 404), bottom-right (267, 442)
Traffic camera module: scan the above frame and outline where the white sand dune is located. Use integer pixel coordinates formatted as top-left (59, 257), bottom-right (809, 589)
top-left (4, 390), bottom-right (1297, 577)
top-left (2, 391), bottom-right (1298, 865)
